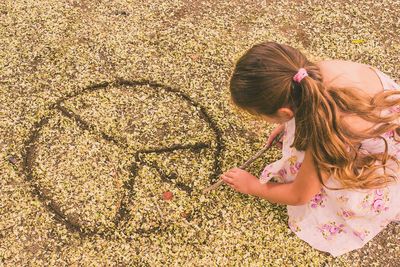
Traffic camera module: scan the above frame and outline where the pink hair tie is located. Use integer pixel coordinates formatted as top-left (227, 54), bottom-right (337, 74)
top-left (293, 68), bottom-right (308, 83)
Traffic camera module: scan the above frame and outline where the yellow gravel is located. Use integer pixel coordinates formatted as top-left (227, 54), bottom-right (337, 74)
top-left (1, 0), bottom-right (399, 265)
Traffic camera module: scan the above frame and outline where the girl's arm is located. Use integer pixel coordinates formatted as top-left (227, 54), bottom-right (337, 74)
top-left (252, 146), bottom-right (329, 205)
top-left (252, 181), bottom-right (303, 205)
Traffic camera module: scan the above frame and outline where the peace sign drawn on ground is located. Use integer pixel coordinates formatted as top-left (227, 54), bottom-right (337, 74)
top-left (22, 79), bottom-right (225, 240)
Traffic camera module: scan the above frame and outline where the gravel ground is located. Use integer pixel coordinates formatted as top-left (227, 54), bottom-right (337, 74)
top-left (0, 0), bottom-right (399, 266)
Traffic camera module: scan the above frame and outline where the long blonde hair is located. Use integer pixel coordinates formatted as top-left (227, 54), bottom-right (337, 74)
top-left (229, 41), bottom-right (400, 190)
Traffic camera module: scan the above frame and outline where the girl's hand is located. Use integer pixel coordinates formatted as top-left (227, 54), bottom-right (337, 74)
top-left (265, 124), bottom-right (285, 149)
top-left (220, 167), bottom-right (261, 195)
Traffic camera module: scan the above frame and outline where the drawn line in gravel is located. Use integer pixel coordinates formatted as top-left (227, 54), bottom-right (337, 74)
top-left (22, 79), bottom-right (225, 240)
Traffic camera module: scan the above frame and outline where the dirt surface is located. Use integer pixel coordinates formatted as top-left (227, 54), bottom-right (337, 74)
top-left (0, 0), bottom-right (399, 266)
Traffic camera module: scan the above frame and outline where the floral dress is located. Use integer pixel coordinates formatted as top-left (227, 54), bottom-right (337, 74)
top-left (259, 67), bottom-right (400, 257)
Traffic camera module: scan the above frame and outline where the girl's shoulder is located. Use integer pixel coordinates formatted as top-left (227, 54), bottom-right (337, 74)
top-left (316, 59), bottom-right (384, 97)
top-left (317, 60), bottom-right (385, 134)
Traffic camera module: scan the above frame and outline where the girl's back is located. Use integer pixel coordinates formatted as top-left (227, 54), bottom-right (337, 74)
top-left (318, 59), bottom-right (384, 97)
top-left (317, 60), bottom-right (386, 134)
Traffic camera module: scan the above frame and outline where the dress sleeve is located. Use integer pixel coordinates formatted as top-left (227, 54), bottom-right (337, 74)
top-left (259, 157), bottom-right (287, 184)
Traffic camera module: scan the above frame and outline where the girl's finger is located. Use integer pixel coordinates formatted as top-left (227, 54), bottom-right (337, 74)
top-left (227, 168), bottom-right (238, 174)
top-left (276, 141), bottom-right (283, 149)
top-left (221, 174), bottom-right (231, 182)
top-left (225, 171), bottom-right (235, 178)
top-left (228, 168), bottom-right (241, 175)
top-left (221, 174), bottom-right (233, 185)
top-left (224, 171), bottom-right (233, 178)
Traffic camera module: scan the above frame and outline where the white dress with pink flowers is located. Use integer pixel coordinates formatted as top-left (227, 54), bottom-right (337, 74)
top-left (259, 66), bottom-right (400, 257)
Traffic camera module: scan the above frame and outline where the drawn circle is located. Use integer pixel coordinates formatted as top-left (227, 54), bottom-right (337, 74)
top-left (22, 79), bottom-right (224, 239)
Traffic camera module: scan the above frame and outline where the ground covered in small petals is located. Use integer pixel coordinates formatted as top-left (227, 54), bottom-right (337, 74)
top-left (0, 0), bottom-right (399, 265)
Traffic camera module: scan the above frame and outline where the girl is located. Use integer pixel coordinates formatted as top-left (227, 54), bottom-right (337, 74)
top-left (220, 41), bottom-right (400, 257)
